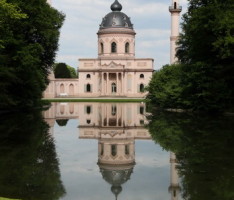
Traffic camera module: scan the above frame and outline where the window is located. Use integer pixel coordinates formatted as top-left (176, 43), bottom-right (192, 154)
top-left (86, 84), bottom-right (91, 92)
top-left (125, 42), bottom-right (129, 53)
top-left (111, 145), bottom-right (117, 157)
top-left (112, 105), bottom-right (117, 116)
top-left (87, 119), bottom-right (91, 124)
top-left (112, 83), bottom-right (117, 93)
top-left (174, 2), bottom-right (177, 9)
top-left (111, 42), bottom-right (117, 53)
top-left (140, 74), bottom-right (144, 79)
top-left (140, 106), bottom-right (144, 115)
top-left (86, 74), bottom-right (91, 79)
top-left (125, 145), bottom-right (130, 155)
top-left (140, 84), bottom-right (144, 93)
top-left (101, 43), bottom-right (104, 54)
top-left (86, 106), bottom-right (92, 114)
top-left (101, 143), bottom-right (104, 156)
top-left (140, 120), bottom-right (144, 125)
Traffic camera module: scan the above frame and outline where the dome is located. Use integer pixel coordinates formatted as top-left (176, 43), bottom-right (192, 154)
top-left (99, 0), bottom-right (133, 29)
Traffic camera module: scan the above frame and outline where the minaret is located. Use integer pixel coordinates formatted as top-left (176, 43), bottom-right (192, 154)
top-left (169, 0), bottom-right (182, 64)
top-left (168, 152), bottom-right (181, 200)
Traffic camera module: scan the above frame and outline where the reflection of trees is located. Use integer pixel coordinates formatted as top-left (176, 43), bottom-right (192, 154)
top-left (0, 111), bottom-right (65, 200)
top-left (56, 119), bottom-right (69, 126)
top-left (147, 110), bottom-right (234, 200)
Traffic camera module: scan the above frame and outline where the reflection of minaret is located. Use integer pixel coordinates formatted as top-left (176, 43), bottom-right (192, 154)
top-left (168, 152), bottom-right (181, 200)
top-left (169, 0), bottom-right (182, 64)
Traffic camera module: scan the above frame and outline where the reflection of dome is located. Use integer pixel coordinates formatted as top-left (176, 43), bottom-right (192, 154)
top-left (99, 164), bottom-right (134, 199)
top-left (100, 0), bottom-right (133, 29)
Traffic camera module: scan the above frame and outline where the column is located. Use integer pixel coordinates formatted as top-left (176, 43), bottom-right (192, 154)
top-left (107, 73), bottom-right (109, 96)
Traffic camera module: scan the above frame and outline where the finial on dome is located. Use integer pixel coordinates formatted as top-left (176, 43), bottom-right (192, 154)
top-left (111, 0), bottom-right (122, 12)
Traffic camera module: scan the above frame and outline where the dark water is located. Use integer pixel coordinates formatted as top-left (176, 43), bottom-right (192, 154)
top-left (0, 103), bottom-right (233, 200)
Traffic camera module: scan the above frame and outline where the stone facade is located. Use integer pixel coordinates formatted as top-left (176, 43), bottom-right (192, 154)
top-left (43, 0), bottom-right (154, 98)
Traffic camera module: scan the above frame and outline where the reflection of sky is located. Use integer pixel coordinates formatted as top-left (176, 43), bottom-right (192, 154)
top-left (53, 118), bottom-right (172, 200)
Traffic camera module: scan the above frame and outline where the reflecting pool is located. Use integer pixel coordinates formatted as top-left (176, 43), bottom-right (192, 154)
top-left (0, 102), bottom-right (233, 200)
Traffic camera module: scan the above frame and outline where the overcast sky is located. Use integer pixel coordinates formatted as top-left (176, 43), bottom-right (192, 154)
top-left (52, 0), bottom-right (188, 70)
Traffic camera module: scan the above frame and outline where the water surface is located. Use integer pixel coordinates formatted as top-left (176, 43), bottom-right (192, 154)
top-left (0, 102), bottom-right (233, 200)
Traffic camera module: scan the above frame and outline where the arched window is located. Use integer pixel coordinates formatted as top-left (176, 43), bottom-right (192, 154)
top-left (86, 119), bottom-right (91, 124)
top-left (111, 145), bottom-right (117, 157)
top-left (111, 42), bottom-right (117, 53)
top-left (112, 105), bottom-right (117, 116)
top-left (125, 145), bottom-right (130, 155)
top-left (60, 84), bottom-right (65, 93)
top-left (125, 42), bottom-right (130, 53)
top-left (86, 84), bottom-right (91, 92)
top-left (101, 43), bottom-right (104, 54)
top-left (112, 83), bottom-right (117, 93)
top-left (86, 106), bottom-right (91, 114)
top-left (140, 74), bottom-right (144, 79)
top-left (86, 74), bottom-right (91, 79)
top-left (140, 84), bottom-right (144, 93)
top-left (174, 2), bottom-right (177, 9)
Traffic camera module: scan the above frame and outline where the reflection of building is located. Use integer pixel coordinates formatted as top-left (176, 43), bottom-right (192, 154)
top-left (43, 102), bottom-right (151, 199)
top-left (44, 0), bottom-right (154, 98)
top-left (169, 152), bottom-right (181, 200)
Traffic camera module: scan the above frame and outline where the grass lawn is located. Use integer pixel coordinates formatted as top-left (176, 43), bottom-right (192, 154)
top-left (0, 198), bottom-right (21, 200)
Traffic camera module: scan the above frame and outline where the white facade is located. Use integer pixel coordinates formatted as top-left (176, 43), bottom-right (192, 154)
top-left (44, 0), bottom-right (154, 98)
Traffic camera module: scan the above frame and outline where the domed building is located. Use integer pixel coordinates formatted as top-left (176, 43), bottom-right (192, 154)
top-left (44, 0), bottom-right (154, 98)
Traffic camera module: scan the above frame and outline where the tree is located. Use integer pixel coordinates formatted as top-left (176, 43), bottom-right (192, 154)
top-left (0, 110), bottom-right (66, 200)
top-left (0, 0), bottom-right (65, 110)
top-left (54, 63), bottom-right (71, 78)
top-left (176, 0), bottom-right (234, 112)
top-left (67, 65), bottom-right (78, 78)
top-left (146, 64), bottom-right (184, 109)
top-left (147, 110), bottom-right (234, 200)
top-left (54, 63), bottom-right (78, 78)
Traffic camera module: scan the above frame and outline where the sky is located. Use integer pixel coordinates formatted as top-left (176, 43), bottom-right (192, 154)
top-left (51, 0), bottom-right (188, 70)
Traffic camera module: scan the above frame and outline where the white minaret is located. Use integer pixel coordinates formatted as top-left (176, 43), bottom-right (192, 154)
top-left (169, 0), bottom-right (182, 64)
top-left (168, 152), bottom-right (181, 200)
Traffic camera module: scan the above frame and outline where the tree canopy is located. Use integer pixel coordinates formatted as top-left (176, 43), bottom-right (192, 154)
top-left (0, 0), bottom-right (65, 110)
top-left (147, 0), bottom-right (234, 113)
top-left (54, 63), bottom-right (78, 78)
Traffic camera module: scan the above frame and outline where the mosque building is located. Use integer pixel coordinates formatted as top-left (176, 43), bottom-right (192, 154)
top-left (44, 0), bottom-right (154, 98)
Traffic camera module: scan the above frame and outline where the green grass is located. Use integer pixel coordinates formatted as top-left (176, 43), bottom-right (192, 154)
top-left (42, 99), bottom-right (145, 103)
top-left (0, 198), bottom-right (21, 200)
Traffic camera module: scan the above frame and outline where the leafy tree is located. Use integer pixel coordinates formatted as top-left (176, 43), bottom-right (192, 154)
top-left (56, 119), bottom-right (69, 126)
top-left (147, 110), bottom-right (234, 200)
top-left (67, 65), bottom-right (78, 78)
top-left (54, 63), bottom-right (78, 78)
top-left (0, 0), bottom-right (65, 110)
top-left (176, 0), bottom-right (234, 111)
top-left (0, 110), bottom-right (66, 200)
top-left (146, 64), bottom-right (183, 109)
top-left (54, 63), bottom-right (71, 78)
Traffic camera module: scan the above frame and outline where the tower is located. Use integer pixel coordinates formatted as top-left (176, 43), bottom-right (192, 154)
top-left (168, 152), bottom-right (181, 200)
top-left (169, 0), bottom-right (182, 64)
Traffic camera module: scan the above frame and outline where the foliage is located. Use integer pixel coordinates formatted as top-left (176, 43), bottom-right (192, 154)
top-left (147, 109), bottom-right (234, 200)
top-left (67, 65), bottom-right (78, 78)
top-left (56, 119), bottom-right (69, 126)
top-left (0, 0), bottom-right (65, 110)
top-left (146, 64), bottom-right (183, 109)
top-left (147, 0), bottom-right (234, 113)
top-left (0, 110), bottom-right (65, 200)
top-left (54, 63), bottom-right (77, 78)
